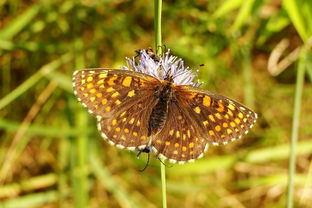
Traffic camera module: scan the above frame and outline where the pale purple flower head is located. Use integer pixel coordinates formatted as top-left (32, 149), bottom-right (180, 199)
top-left (121, 49), bottom-right (201, 87)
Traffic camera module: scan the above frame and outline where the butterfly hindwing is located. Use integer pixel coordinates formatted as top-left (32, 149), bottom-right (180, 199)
top-left (97, 96), bottom-right (159, 150)
top-left (151, 101), bottom-right (209, 163)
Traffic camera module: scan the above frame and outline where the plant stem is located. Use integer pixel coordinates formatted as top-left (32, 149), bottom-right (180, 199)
top-left (287, 51), bottom-right (306, 208)
top-left (160, 162), bottom-right (167, 208)
top-left (154, 0), bottom-right (162, 55)
top-left (154, 1), bottom-right (167, 208)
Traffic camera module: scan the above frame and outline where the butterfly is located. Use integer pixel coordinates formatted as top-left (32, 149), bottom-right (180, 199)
top-left (72, 50), bottom-right (257, 164)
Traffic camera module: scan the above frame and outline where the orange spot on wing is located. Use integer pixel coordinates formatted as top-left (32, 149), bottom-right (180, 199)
top-left (101, 99), bottom-right (107, 105)
top-left (122, 76), bottom-right (132, 87)
top-left (127, 90), bottom-right (135, 97)
top-left (216, 100), bottom-right (225, 112)
top-left (215, 125), bottom-right (221, 132)
top-left (107, 75), bottom-right (118, 86)
top-left (194, 106), bottom-right (201, 114)
top-left (228, 104), bottom-right (235, 111)
top-left (189, 142), bottom-right (194, 148)
top-left (235, 118), bottom-right (241, 124)
top-left (203, 96), bottom-right (211, 107)
top-left (106, 87), bottom-right (114, 92)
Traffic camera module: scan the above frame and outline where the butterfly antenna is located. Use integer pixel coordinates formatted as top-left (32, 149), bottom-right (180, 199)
top-left (162, 45), bottom-right (167, 52)
top-left (139, 152), bottom-right (150, 172)
top-left (134, 49), bottom-right (142, 59)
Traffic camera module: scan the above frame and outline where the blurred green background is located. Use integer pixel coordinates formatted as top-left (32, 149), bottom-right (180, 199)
top-left (1, 0), bottom-right (312, 207)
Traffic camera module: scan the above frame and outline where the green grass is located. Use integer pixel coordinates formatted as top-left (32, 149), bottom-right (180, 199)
top-left (0, 0), bottom-right (311, 207)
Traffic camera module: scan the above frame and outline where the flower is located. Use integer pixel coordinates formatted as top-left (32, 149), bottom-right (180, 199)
top-left (121, 49), bottom-right (201, 87)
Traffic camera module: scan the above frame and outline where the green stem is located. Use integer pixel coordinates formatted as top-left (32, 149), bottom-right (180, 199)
top-left (72, 38), bottom-right (88, 208)
top-left (286, 51), bottom-right (306, 208)
top-left (160, 162), bottom-right (167, 208)
top-left (241, 45), bottom-right (254, 108)
top-left (154, 0), bottom-right (162, 55)
top-left (154, 1), bottom-right (167, 208)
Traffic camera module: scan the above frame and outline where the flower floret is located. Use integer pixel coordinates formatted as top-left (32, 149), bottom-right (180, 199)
top-left (121, 49), bottom-right (200, 87)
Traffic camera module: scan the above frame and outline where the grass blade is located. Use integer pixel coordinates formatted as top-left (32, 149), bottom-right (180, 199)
top-left (0, 5), bottom-right (40, 39)
top-left (0, 53), bottom-right (72, 110)
top-left (286, 48), bottom-right (306, 208)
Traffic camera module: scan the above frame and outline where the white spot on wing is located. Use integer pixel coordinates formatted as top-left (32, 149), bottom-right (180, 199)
top-left (152, 146), bottom-right (158, 154)
top-left (127, 147), bottom-right (136, 151)
top-left (169, 159), bottom-right (177, 164)
top-left (116, 144), bottom-right (125, 149)
top-left (158, 153), bottom-right (167, 160)
top-left (197, 153), bottom-right (204, 159)
top-left (101, 132), bottom-right (108, 140)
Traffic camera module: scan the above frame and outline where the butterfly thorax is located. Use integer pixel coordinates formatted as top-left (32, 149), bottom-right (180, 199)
top-left (147, 80), bottom-right (174, 136)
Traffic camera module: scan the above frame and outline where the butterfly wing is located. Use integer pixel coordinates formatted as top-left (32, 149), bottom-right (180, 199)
top-left (73, 68), bottom-right (160, 118)
top-left (73, 68), bottom-right (161, 150)
top-left (151, 101), bottom-right (209, 164)
top-left (151, 85), bottom-right (257, 164)
top-left (173, 85), bottom-right (257, 145)
top-left (97, 96), bottom-right (158, 150)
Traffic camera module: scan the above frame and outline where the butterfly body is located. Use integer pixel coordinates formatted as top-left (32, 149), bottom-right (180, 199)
top-left (148, 79), bottom-right (174, 136)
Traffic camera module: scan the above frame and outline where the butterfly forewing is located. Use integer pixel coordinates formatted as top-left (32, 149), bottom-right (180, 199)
top-left (174, 85), bottom-right (257, 145)
top-left (152, 101), bottom-right (209, 163)
top-left (72, 68), bottom-right (160, 118)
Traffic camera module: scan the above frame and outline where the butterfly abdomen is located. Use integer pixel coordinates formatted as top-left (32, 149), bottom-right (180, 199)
top-left (147, 83), bottom-right (172, 136)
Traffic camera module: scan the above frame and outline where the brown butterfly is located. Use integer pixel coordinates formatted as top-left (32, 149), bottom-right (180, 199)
top-left (72, 50), bottom-right (257, 164)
